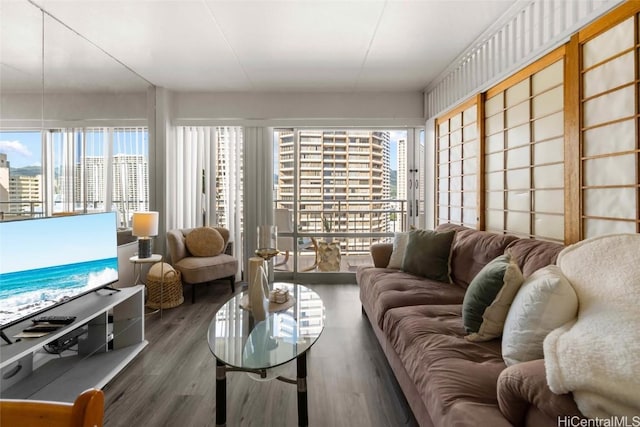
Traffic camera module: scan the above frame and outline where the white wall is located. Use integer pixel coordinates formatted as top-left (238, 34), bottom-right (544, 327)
top-left (0, 91), bottom-right (148, 128)
top-left (172, 91), bottom-right (425, 126)
top-left (2, 89), bottom-right (424, 127)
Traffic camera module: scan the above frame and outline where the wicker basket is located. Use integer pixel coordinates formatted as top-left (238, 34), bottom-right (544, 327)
top-left (146, 267), bottom-right (184, 309)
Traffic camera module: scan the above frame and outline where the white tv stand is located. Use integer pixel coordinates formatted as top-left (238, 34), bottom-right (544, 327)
top-left (0, 285), bottom-right (147, 402)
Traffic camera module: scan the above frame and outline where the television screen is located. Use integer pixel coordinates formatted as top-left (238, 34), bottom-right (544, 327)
top-left (0, 212), bottom-right (119, 328)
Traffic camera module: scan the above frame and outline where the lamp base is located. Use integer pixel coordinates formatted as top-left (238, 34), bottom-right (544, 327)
top-left (138, 238), bottom-right (152, 259)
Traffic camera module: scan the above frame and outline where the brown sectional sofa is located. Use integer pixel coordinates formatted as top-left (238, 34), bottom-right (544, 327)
top-left (356, 224), bottom-right (582, 427)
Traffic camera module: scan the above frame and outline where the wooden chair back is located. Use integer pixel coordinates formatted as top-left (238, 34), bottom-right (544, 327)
top-left (0, 388), bottom-right (104, 427)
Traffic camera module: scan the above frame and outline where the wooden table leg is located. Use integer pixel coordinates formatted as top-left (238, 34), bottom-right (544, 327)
top-left (297, 352), bottom-right (308, 426)
top-left (216, 359), bottom-right (226, 426)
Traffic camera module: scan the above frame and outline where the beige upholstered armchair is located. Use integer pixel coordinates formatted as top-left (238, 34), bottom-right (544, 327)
top-left (166, 227), bottom-right (238, 303)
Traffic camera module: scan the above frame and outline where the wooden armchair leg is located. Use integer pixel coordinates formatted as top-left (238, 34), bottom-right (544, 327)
top-left (192, 283), bottom-right (196, 304)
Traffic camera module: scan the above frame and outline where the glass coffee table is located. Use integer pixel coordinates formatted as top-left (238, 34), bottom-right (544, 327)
top-left (207, 282), bottom-right (325, 426)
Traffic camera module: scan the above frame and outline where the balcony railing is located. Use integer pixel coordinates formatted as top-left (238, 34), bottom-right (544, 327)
top-left (275, 198), bottom-right (407, 255)
top-left (0, 199), bottom-right (148, 226)
top-left (0, 201), bottom-right (45, 220)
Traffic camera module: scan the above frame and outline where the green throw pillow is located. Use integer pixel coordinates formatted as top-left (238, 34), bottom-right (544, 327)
top-left (462, 254), bottom-right (524, 337)
top-left (401, 229), bottom-right (455, 283)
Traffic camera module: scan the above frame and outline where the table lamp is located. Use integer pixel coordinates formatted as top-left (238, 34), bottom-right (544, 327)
top-left (132, 211), bottom-right (159, 258)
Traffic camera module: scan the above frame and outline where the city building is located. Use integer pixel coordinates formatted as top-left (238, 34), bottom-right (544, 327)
top-left (112, 154), bottom-right (149, 215)
top-left (276, 130), bottom-right (391, 251)
top-left (8, 174), bottom-right (42, 215)
top-left (81, 154), bottom-right (149, 218)
top-left (397, 138), bottom-right (407, 202)
top-left (0, 154), bottom-right (9, 212)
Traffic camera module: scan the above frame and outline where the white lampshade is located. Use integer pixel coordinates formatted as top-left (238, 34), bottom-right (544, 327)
top-left (132, 211), bottom-right (159, 237)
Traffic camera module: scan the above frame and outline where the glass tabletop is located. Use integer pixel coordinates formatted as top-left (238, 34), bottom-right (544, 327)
top-left (207, 283), bottom-right (325, 370)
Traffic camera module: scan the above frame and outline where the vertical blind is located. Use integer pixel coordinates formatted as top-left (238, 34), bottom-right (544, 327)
top-left (168, 126), bottom-right (244, 276)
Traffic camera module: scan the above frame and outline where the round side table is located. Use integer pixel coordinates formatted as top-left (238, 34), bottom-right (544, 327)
top-left (129, 254), bottom-right (164, 318)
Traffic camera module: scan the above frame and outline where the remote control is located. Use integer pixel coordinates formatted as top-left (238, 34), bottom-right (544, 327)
top-left (23, 324), bottom-right (62, 333)
top-left (32, 316), bottom-right (76, 325)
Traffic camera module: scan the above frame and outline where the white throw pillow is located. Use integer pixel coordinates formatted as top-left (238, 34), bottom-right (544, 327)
top-left (502, 265), bottom-right (578, 366)
top-left (387, 232), bottom-right (409, 269)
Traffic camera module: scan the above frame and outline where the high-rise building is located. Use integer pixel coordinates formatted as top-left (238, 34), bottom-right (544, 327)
top-left (0, 154), bottom-right (9, 212)
top-left (82, 156), bottom-right (107, 210)
top-left (276, 130), bottom-right (391, 251)
top-left (397, 138), bottom-right (407, 201)
top-left (9, 174), bottom-right (42, 215)
top-left (214, 127), bottom-right (243, 229)
top-left (113, 154), bottom-right (149, 213)
top-left (80, 154), bottom-right (149, 215)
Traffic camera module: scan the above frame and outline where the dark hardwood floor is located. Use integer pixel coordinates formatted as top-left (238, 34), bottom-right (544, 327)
top-left (103, 282), bottom-right (418, 427)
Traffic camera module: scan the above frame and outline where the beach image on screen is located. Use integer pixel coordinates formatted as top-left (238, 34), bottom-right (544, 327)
top-left (0, 213), bottom-right (118, 327)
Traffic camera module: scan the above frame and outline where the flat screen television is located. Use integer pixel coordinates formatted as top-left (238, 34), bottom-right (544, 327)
top-left (0, 212), bottom-right (119, 334)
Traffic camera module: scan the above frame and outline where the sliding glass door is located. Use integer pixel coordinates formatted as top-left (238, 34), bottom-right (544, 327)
top-left (273, 128), bottom-right (422, 279)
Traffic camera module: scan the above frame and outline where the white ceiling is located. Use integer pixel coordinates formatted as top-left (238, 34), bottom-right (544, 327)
top-left (2, 0), bottom-right (518, 93)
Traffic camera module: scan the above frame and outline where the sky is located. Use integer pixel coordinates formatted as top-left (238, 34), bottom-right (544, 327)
top-left (0, 131), bottom-right (41, 168)
top-left (0, 212), bottom-right (118, 274)
top-left (0, 130), bottom-right (149, 169)
top-left (1, 128), bottom-right (416, 171)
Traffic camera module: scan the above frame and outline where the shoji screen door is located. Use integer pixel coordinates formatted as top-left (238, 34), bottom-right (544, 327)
top-left (579, 14), bottom-right (640, 237)
top-left (435, 97), bottom-right (481, 229)
top-left (483, 50), bottom-right (565, 241)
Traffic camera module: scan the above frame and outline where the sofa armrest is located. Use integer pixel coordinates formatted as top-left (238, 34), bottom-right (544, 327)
top-left (370, 243), bottom-right (393, 268)
top-left (497, 359), bottom-right (582, 427)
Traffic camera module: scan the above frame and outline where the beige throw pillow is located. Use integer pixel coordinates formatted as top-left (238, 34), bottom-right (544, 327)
top-left (464, 254), bottom-right (524, 342)
top-left (502, 265), bottom-right (577, 366)
top-left (387, 232), bottom-right (409, 269)
top-left (185, 227), bottom-right (224, 257)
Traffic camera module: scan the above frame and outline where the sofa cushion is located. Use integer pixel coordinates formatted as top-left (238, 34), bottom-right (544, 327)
top-left (185, 227), bottom-right (224, 257)
top-left (174, 253), bottom-right (237, 284)
top-left (504, 238), bottom-right (564, 278)
top-left (462, 254), bottom-right (523, 338)
top-left (387, 232), bottom-right (409, 269)
top-left (502, 265), bottom-right (577, 366)
top-left (357, 266), bottom-right (466, 328)
top-left (383, 304), bottom-right (512, 427)
top-left (436, 223), bottom-right (520, 289)
top-left (402, 229), bottom-right (455, 282)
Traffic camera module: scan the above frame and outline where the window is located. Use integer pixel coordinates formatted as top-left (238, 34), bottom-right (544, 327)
top-left (273, 128), bottom-right (414, 274)
top-left (1, 131), bottom-right (43, 218)
top-left (0, 127), bottom-right (148, 224)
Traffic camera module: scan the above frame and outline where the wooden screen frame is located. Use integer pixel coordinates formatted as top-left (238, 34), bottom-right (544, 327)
top-left (570, 1), bottom-right (640, 241)
top-left (434, 94), bottom-right (484, 229)
top-left (483, 47), bottom-right (566, 241)
top-left (430, 1), bottom-right (640, 243)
